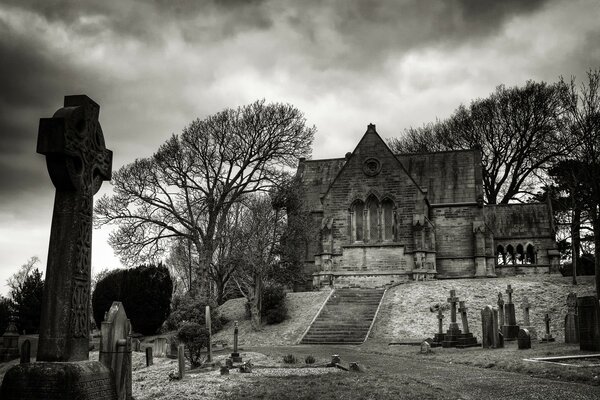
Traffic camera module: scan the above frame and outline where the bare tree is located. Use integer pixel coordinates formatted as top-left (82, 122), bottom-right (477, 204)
top-left (232, 194), bottom-right (284, 330)
top-left (95, 100), bottom-right (315, 296)
top-left (560, 70), bottom-right (600, 298)
top-left (388, 81), bottom-right (572, 204)
top-left (6, 256), bottom-right (40, 297)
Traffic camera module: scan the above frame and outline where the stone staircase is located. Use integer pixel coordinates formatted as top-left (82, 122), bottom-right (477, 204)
top-left (300, 288), bottom-right (385, 345)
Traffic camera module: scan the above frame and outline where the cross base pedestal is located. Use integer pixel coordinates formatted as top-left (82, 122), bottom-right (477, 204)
top-left (501, 325), bottom-right (520, 341)
top-left (431, 333), bottom-right (445, 348)
top-left (441, 327), bottom-right (462, 348)
top-left (540, 334), bottom-right (555, 343)
top-left (0, 361), bottom-right (116, 400)
top-left (230, 352), bottom-right (242, 363)
top-left (456, 333), bottom-right (480, 348)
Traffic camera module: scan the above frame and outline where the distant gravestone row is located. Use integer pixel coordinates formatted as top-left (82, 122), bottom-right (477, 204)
top-left (431, 285), bottom-right (600, 351)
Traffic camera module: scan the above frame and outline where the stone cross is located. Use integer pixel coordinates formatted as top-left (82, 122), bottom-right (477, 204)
top-left (506, 284), bottom-right (514, 304)
top-left (447, 290), bottom-right (460, 331)
top-left (437, 308), bottom-right (444, 334)
top-left (497, 293), bottom-right (505, 326)
top-left (565, 292), bottom-right (579, 344)
top-left (458, 301), bottom-right (470, 334)
top-left (36, 95), bottom-right (112, 362)
top-left (542, 313), bottom-right (555, 342)
top-left (521, 296), bottom-right (531, 326)
top-left (206, 305), bottom-right (212, 362)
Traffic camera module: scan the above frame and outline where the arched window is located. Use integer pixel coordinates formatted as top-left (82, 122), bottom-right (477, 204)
top-left (496, 245), bottom-right (506, 265)
top-left (506, 244), bottom-right (515, 264)
top-left (351, 200), bottom-right (364, 242)
top-left (366, 195), bottom-right (379, 243)
top-left (382, 198), bottom-right (394, 241)
top-left (516, 244), bottom-right (524, 264)
top-left (526, 244), bottom-right (536, 264)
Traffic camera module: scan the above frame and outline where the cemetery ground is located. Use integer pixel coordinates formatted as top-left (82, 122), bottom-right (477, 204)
top-left (1, 274), bottom-right (600, 399)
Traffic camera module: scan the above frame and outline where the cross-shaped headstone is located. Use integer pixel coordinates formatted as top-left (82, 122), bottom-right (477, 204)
top-left (506, 284), bottom-right (514, 304)
top-left (520, 296), bottom-right (531, 326)
top-left (458, 301), bottom-right (470, 334)
top-left (448, 289), bottom-right (458, 331)
top-left (437, 308), bottom-right (444, 334)
top-left (566, 292), bottom-right (577, 315)
top-left (543, 313), bottom-right (554, 341)
top-left (36, 95), bottom-right (112, 362)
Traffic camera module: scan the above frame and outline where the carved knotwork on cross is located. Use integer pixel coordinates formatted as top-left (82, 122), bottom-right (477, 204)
top-left (36, 95), bottom-right (112, 362)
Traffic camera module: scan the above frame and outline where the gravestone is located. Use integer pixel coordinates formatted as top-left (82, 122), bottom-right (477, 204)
top-left (564, 292), bottom-right (579, 344)
top-left (178, 344), bottom-right (185, 379)
top-left (518, 328), bottom-right (531, 350)
top-left (501, 285), bottom-right (520, 341)
top-left (153, 337), bottom-right (168, 358)
top-left (20, 339), bottom-right (31, 364)
top-left (220, 366), bottom-right (230, 375)
top-left (481, 305), bottom-right (502, 348)
top-left (431, 308), bottom-right (445, 347)
top-left (540, 313), bottom-right (555, 343)
top-left (231, 321), bottom-right (242, 363)
top-left (145, 347), bottom-right (153, 367)
top-left (99, 302), bottom-right (132, 400)
top-left (520, 296), bottom-right (537, 339)
top-left (497, 293), bottom-right (505, 327)
top-left (420, 341), bottom-right (432, 354)
top-left (131, 339), bottom-right (141, 352)
top-left (577, 296), bottom-right (600, 351)
top-left (456, 301), bottom-right (479, 348)
top-left (441, 290), bottom-right (462, 347)
top-left (206, 305), bottom-right (212, 363)
top-left (0, 317), bottom-right (20, 362)
top-left (0, 95), bottom-right (116, 400)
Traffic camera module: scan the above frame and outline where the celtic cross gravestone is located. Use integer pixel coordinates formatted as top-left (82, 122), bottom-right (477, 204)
top-left (0, 95), bottom-right (116, 400)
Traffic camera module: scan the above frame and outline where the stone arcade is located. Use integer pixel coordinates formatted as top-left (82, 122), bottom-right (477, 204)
top-left (297, 124), bottom-right (559, 288)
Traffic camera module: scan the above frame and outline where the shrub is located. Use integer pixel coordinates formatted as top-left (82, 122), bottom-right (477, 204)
top-left (11, 268), bottom-right (44, 334)
top-left (92, 263), bottom-right (173, 335)
top-left (304, 355), bottom-right (316, 364)
top-left (177, 323), bottom-right (210, 368)
top-left (163, 293), bottom-right (225, 333)
top-left (282, 354), bottom-right (297, 364)
top-left (0, 296), bottom-right (13, 334)
top-left (262, 285), bottom-right (287, 325)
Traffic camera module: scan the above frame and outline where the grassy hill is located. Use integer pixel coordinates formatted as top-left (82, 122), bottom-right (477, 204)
top-left (216, 274), bottom-right (596, 346)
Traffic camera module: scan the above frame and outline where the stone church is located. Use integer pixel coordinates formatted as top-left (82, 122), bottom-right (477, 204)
top-left (297, 124), bottom-right (560, 288)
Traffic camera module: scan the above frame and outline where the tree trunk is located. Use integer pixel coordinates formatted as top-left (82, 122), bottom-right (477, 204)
top-left (249, 273), bottom-right (263, 330)
top-left (572, 206), bottom-right (580, 285)
top-left (594, 216), bottom-right (600, 300)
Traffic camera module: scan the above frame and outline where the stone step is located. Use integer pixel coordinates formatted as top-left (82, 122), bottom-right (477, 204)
top-left (300, 288), bottom-right (384, 345)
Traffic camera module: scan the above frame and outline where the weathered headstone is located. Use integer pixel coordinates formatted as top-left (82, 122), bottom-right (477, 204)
top-left (577, 296), bottom-right (600, 351)
top-left (131, 339), bottom-right (141, 352)
top-left (0, 95), bottom-right (115, 400)
top-left (518, 328), bottom-right (531, 350)
top-left (220, 366), bottom-right (230, 375)
top-left (521, 296), bottom-right (531, 326)
top-left (331, 354), bottom-right (341, 365)
top-left (564, 292), bottom-right (579, 344)
top-left (431, 308), bottom-right (445, 347)
top-left (153, 337), bottom-right (168, 358)
top-left (20, 339), bottom-right (31, 364)
top-left (231, 321), bottom-right (242, 362)
top-left (206, 305), bottom-right (212, 363)
top-left (0, 317), bottom-right (20, 362)
top-left (145, 347), bottom-right (153, 367)
top-left (497, 293), bottom-right (505, 327)
top-left (501, 285), bottom-right (520, 341)
top-left (456, 301), bottom-right (479, 348)
top-left (493, 307), bottom-right (504, 348)
top-left (99, 302), bottom-right (132, 400)
top-left (442, 290), bottom-right (462, 347)
top-left (420, 341), bottom-right (432, 354)
top-left (540, 313), bottom-right (555, 343)
top-left (481, 306), bottom-right (495, 348)
top-left (178, 344), bottom-right (185, 379)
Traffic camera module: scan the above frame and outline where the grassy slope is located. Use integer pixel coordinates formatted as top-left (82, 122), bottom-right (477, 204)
top-left (371, 275), bottom-right (596, 342)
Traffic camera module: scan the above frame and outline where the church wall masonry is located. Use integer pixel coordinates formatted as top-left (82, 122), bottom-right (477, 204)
top-left (296, 124), bottom-right (559, 289)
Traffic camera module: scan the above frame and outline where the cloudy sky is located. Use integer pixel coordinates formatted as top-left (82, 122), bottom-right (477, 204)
top-left (0, 0), bottom-right (599, 296)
